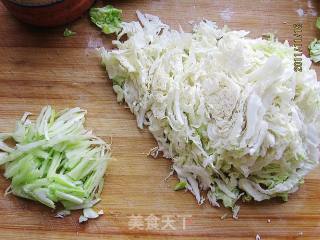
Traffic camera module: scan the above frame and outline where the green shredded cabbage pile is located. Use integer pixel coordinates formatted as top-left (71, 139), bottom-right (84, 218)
top-left (100, 12), bottom-right (320, 217)
top-left (90, 5), bottom-right (122, 34)
top-left (0, 106), bottom-right (110, 219)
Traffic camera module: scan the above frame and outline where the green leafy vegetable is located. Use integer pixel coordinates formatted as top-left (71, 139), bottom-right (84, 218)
top-left (0, 106), bottom-right (111, 219)
top-left (90, 5), bottom-right (122, 34)
top-left (316, 17), bottom-right (320, 30)
top-left (309, 17), bottom-right (320, 63)
top-left (308, 39), bottom-right (320, 63)
top-left (174, 181), bottom-right (187, 191)
top-left (63, 28), bottom-right (76, 37)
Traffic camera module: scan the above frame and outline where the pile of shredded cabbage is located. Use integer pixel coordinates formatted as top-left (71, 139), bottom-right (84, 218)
top-left (0, 106), bottom-right (110, 221)
top-left (100, 12), bottom-right (320, 216)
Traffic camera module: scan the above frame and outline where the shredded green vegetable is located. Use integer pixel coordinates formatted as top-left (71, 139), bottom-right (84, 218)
top-left (174, 181), bottom-right (187, 191)
top-left (316, 17), bottom-right (320, 30)
top-left (89, 5), bottom-right (122, 34)
top-left (63, 28), bottom-right (76, 37)
top-left (309, 39), bottom-right (320, 63)
top-left (309, 17), bottom-right (320, 63)
top-left (0, 106), bottom-right (111, 216)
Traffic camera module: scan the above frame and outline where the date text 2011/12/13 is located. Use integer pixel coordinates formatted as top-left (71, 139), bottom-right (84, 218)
top-left (293, 24), bottom-right (303, 72)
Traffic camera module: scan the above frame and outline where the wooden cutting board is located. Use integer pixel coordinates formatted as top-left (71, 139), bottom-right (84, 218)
top-left (0, 0), bottom-right (319, 239)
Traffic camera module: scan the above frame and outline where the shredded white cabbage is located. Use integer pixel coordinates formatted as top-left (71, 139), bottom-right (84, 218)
top-left (100, 11), bottom-right (320, 214)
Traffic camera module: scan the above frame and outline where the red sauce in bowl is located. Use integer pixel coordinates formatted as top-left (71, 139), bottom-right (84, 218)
top-left (1, 0), bottom-right (95, 27)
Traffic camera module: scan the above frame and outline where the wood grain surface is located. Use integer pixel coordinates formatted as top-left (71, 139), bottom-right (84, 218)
top-left (0, 0), bottom-right (320, 239)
